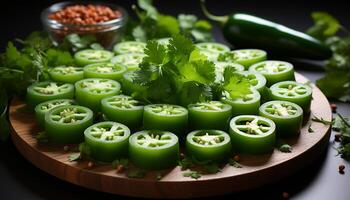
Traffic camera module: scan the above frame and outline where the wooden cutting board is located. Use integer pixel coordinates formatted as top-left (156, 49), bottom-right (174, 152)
top-left (9, 73), bottom-right (332, 198)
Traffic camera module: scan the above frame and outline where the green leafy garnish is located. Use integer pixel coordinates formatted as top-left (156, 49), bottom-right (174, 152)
top-left (279, 144), bottom-right (292, 153)
top-left (308, 124), bottom-right (315, 133)
top-left (68, 153), bottom-right (81, 162)
top-left (307, 12), bottom-right (341, 41)
top-left (202, 163), bottom-right (220, 174)
top-left (182, 171), bottom-right (201, 180)
top-left (178, 157), bottom-right (195, 170)
top-left (228, 158), bottom-right (242, 168)
top-left (34, 131), bottom-right (49, 143)
top-left (311, 116), bottom-right (332, 125)
top-left (222, 67), bottom-right (251, 99)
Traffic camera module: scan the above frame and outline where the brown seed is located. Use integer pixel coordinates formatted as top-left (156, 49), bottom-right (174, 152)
top-left (116, 165), bottom-right (124, 173)
top-left (282, 192), bottom-right (289, 199)
top-left (330, 104), bottom-right (337, 113)
top-left (339, 164), bottom-right (345, 174)
top-left (87, 161), bottom-right (94, 168)
top-left (334, 134), bottom-right (341, 142)
top-left (233, 155), bottom-right (241, 162)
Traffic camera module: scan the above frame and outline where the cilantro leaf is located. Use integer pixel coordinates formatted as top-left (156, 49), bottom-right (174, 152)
top-left (228, 158), bottom-right (242, 168)
top-left (222, 68), bottom-right (251, 99)
top-left (143, 40), bottom-right (169, 65)
top-left (307, 12), bottom-right (340, 41)
top-left (182, 171), bottom-right (201, 179)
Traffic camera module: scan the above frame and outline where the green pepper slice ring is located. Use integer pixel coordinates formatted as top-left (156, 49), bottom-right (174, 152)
top-left (221, 89), bottom-right (261, 116)
top-left (129, 130), bottom-right (179, 170)
top-left (74, 49), bottom-right (114, 67)
top-left (75, 78), bottom-right (121, 112)
top-left (214, 62), bottom-right (245, 82)
top-left (83, 62), bottom-right (126, 80)
top-left (143, 104), bottom-right (188, 136)
top-left (84, 121), bottom-right (130, 162)
top-left (199, 49), bottom-right (220, 61)
top-left (35, 99), bottom-right (75, 127)
top-left (49, 66), bottom-right (84, 83)
top-left (45, 105), bottom-right (93, 144)
top-left (221, 49), bottom-right (267, 69)
top-left (237, 71), bottom-right (267, 95)
top-left (229, 115), bottom-right (276, 154)
top-left (259, 100), bottom-right (303, 138)
top-left (26, 81), bottom-right (74, 107)
top-left (249, 60), bottom-right (295, 86)
top-left (196, 42), bottom-right (230, 54)
top-left (101, 95), bottom-right (144, 129)
top-left (269, 81), bottom-right (312, 113)
top-left (111, 53), bottom-right (146, 71)
top-left (113, 41), bottom-right (146, 55)
top-left (188, 101), bottom-right (232, 131)
top-left (186, 130), bottom-right (232, 162)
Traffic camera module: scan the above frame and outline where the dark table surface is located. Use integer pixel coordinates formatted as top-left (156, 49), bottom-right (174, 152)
top-left (0, 0), bottom-right (349, 199)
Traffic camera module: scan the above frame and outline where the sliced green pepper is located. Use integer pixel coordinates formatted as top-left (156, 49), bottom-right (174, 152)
top-left (45, 105), bottom-right (93, 144)
top-left (26, 82), bottom-right (74, 107)
top-left (229, 115), bottom-right (276, 154)
top-left (101, 95), bottom-right (144, 129)
top-left (269, 81), bottom-right (312, 113)
top-left (113, 41), bottom-right (146, 54)
top-left (259, 100), bottom-right (303, 138)
top-left (157, 37), bottom-right (171, 46)
top-left (249, 61), bottom-right (295, 86)
top-left (120, 71), bottom-right (148, 96)
top-left (188, 101), bottom-right (232, 131)
top-left (49, 66), bottom-right (84, 83)
top-left (111, 53), bottom-right (145, 71)
top-left (196, 42), bottom-right (230, 55)
top-left (74, 49), bottom-right (113, 67)
top-left (237, 71), bottom-right (267, 95)
top-left (75, 78), bottom-right (121, 112)
top-left (35, 99), bottom-right (75, 127)
top-left (219, 49), bottom-right (267, 69)
top-left (84, 121), bottom-right (130, 162)
top-left (199, 49), bottom-right (220, 61)
top-left (214, 62), bottom-right (245, 82)
top-left (83, 62), bottom-right (126, 80)
top-left (129, 130), bottom-right (179, 170)
top-left (186, 130), bottom-right (232, 162)
top-left (221, 89), bottom-right (261, 116)
top-left (143, 104), bottom-right (188, 136)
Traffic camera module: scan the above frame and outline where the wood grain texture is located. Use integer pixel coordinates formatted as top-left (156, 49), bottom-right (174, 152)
top-left (9, 73), bottom-right (332, 199)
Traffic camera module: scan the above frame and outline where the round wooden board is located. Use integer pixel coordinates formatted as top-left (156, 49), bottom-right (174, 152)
top-left (9, 73), bottom-right (332, 199)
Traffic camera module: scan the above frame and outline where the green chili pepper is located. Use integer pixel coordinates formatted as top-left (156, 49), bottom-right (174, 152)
top-left (229, 115), bottom-right (276, 154)
top-left (201, 0), bottom-right (332, 60)
top-left (249, 61), bottom-right (295, 86)
top-left (113, 41), bottom-right (146, 55)
top-left (49, 66), bottom-right (84, 83)
top-left (143, 104), bottom-right (188, 136)
top-left (35, 99), bottom-right (75, 127)
top-left (75, 78), bottom-right (121, 112)
top-left (26, 82), bottom-right (74, 107)
top-left (101, 95), bottom-right (144, 129)
top-left (84, 121), bottom-right (130, 162)
top-left (111, 53), bottom-right (145, 71)
top-left (74, 49), bottom-right (114, 67)
top-left (45, 105), bottom-right (93, 144)
top-left (259, 100), bottom-right (303, 138)
top-left (186, 130), bottom-right (232, 162)
top-left (269, 81), bottom-right (312, 114)
top-left (188, 101), bottom-right (232, 131)
top-left (83, 62), bottom-right (126, 80)
top-left (221, 89), bottom-right (261, 116)
top-left (219, 49), bottom-right (267, 69)
top-left (120, 71), bottom-right (148, 96)
top-left (129, 130), bottom-right (179, 170)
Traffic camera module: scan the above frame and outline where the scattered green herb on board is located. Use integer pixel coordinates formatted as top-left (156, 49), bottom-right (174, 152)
top-left (279, 144), bottom-right (292, 153)
top-left (182, 171), bottom-right (201, 179)
top-left (68, 153), bottom-right (81, 162)
top-left (34, 131), bottom-right (49, 143)
top-left (307, 12), bottom-right (350, 102)
top-left (308, 124), bottom-right (315, 133)
top-left (311, 116), bottom-right (332, 125)
top-left (228, 158), bottom-right (242, 168)
top-left (178, 157), bottom-right (195, 170)
top-left (202, 163), bottom-right (220, 174)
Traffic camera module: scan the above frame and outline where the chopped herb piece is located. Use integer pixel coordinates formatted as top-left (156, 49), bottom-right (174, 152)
top-left (182, 171), bottom-right (201, 179)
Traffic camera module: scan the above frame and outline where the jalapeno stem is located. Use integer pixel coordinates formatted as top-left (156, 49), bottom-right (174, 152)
top-left (200, 0), bottom-right (228, 25)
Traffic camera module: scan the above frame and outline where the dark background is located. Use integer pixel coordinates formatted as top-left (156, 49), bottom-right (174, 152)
top-left (1, 0), bottom-right (350, 199)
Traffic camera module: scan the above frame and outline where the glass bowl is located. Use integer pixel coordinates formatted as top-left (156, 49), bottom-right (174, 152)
top-left (41, 1), bottom-right (128, 49)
